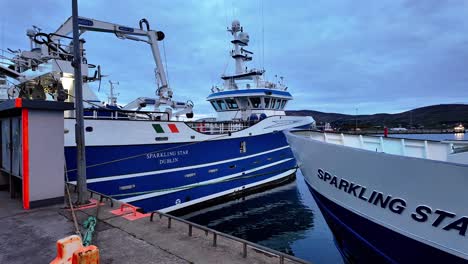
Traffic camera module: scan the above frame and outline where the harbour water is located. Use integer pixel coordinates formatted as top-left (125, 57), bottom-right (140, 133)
top-left (183, 170), bottom-right (344, 264)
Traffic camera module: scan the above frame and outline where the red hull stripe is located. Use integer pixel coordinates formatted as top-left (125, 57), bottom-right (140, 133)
top-left (168, 124), bottom-right (179, 133)
top-left (22, 108), bottom-right (30, 210)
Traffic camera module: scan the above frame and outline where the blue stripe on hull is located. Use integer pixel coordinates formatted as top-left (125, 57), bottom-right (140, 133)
top-left (305, 182), bottom-right (468, 264)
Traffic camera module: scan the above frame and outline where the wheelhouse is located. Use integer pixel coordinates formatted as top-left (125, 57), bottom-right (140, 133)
top-left (207, 89), bottom-right (292, 121)
top-left (209, 95), bottom-right (291, 111)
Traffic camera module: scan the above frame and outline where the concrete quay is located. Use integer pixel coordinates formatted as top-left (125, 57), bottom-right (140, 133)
top-left (0, 190), bottom-right (310, 264)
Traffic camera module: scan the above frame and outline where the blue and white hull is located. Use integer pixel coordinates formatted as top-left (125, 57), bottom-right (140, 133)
top-left (285, 130), bottom-right (468, 263)
top-left (65, 115), bottom-right (312, 212)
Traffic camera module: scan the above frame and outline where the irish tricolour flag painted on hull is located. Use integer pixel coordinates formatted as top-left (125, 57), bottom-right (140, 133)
top-left (152, 124), bottom-right (179, 133)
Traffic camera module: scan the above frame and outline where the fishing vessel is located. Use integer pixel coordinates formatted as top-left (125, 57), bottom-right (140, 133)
top-left (285, 130), bottom-right (468, 263)
top-left (0, 16), bottom-right (313, 213)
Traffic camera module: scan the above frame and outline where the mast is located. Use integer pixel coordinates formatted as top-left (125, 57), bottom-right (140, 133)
top-left (228, 20), bottom-right (251, 76)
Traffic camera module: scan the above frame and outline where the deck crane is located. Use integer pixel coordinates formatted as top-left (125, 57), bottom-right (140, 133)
top-left (2, 16), bottom-right (193, 119)
top-left (53, 16), bottom-right (193, 119)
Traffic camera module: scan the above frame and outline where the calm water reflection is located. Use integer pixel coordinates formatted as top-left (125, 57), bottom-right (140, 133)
top-left (183, 171), bottom-right (344, 264)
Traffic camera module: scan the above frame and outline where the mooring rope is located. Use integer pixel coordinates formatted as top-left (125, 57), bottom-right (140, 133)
top-left (64, 161), bottom-right (82, 238)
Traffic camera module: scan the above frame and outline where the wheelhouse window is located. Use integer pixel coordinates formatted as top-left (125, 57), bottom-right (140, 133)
top-left (249, 97), bottom-right (261, 108)
top-left (216, 100), bottom-right (228, 110)
top-left (281, 100), bottom-right (287, 109)
top-left (211, 101), bottom-right (220, 111)
top-left (225, 98), bottom-right (239, 109)
top-left (270, 99), bottom-right (276, 109)
top-left (274, 99), bottom-right (282, 109)
top-left (264, 97), bottom-right (270, 108)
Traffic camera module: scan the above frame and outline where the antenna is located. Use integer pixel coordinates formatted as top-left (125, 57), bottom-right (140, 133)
top-left (1, 14), bottom-right (4, 66)
top-left (261, 0), bottom-right (265, 70)
top-left (108, 80), bottom-right (119, 106)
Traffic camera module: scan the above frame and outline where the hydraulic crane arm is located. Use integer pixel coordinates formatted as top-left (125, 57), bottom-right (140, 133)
top-left (53, 16), bottom-right (169, 95)
top-left (53, 17), bottom-right (149, 37)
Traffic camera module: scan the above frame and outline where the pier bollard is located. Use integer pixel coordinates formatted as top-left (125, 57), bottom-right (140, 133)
top-left (72, 245), bottom-right (99, 264)
top-left (50, 235), bottom-right (83, 264)
top-left (243, 243), bottom-right (247, 258)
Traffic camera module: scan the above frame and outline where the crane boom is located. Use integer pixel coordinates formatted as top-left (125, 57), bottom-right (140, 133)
top-left (53, 16), bottom-right (169, 93)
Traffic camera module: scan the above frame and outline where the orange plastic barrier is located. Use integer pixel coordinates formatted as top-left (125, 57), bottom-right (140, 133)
top-left (72, 245), bottom-right (99, 264)
top-left (50, 235), bottom-right (83, 264)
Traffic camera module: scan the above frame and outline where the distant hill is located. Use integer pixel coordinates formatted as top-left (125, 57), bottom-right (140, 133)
top-left (286, 104), bottom-right (468, 129)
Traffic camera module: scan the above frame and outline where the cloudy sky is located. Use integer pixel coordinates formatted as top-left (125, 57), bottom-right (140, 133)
top-left (2, 0), bottom-right (468, 115)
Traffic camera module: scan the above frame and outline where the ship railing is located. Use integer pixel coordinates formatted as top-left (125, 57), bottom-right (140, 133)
top-left (149, 211), bottom-right (311, 264)
top-left (83, 108), bottom-right (170, 121)
top-left (186, 120), bottom-right (252, 134)
top-left (68, 185), bottom-right (311, 264)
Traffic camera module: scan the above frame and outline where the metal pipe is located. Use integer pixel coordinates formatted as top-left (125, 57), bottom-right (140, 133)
top-left (72, 0), bottom-right (88, 205)
top-left (147, 31), bottom-right (169, 91)
top-left (212, 233), bottom-right (217, 247)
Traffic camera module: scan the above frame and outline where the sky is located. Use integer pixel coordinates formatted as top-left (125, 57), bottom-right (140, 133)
top-left (1, 0), bottom-right (468, 116)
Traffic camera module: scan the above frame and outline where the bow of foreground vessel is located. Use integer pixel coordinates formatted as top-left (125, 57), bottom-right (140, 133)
top-left (285, 130), bottom-right (468, 263)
